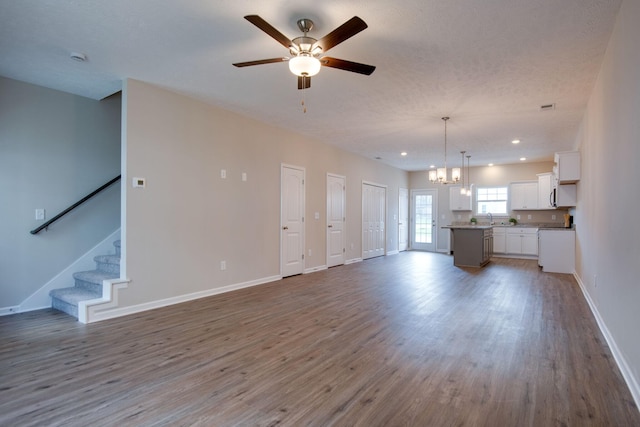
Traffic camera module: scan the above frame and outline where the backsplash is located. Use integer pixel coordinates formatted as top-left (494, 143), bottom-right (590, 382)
top-left (450, 209), bottom-right (569, 227)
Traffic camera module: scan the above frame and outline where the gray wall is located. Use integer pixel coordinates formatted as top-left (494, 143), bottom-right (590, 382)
top-left (0, 77), bottom-right (121, 308)
top-left (574, 0), bottom-right (640, 400)
top-left (117, 79), bottom-right (408, 309)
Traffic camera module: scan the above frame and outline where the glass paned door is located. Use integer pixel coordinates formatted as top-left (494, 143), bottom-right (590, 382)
top-left (411, 189), bottom-right (437, 251)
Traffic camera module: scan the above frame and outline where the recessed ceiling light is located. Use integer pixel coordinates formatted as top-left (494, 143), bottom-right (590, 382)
top-left (401, 152), bottom-right (407, 156)
top-left (429, 164), bottom-right (435, 169)
top-left (488, 163), bottom-right (494, 167)
top-left (520, 157), bottom-right (527, 161)
top-left (70, 52), bottom-right (87, 62)
top-left (512, 139), bottom-right (520, 144)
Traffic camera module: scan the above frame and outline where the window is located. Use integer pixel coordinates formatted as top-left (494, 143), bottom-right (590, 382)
top-left (476, 187), bottom-right (508, 215)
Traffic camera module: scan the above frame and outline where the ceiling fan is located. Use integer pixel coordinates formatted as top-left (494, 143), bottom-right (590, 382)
top-left (233, 15), bottom-right (376, 89)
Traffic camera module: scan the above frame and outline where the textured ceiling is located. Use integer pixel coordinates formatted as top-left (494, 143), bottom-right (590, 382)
top-left (0, 0), bottom-right (622, 171)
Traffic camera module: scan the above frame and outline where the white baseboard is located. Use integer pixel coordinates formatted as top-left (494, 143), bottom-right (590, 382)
top-left (573, 272), bottom-right (640, 410)
top-left (345, 257), bottom-right (363, 265)
top-left (84, 274), bottom-right (282, 323)
top-left (0, 306), bottom-right (20, 316)
top-left (304, 265), bottom-right (327, 274)
top-left (386, 250), bottom-right (399, 256)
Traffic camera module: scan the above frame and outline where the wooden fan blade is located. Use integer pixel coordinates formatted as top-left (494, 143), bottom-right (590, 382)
top-left (244, 15), bottom-right (294, 50)
top-left (312, 16), bottom-right (368, 53)
top-left (320, 57), bottom-right (376, 75)
top-left (298, 76), bottom-right (311, 90)
top-left (233, 57), bottom-right (288, 67)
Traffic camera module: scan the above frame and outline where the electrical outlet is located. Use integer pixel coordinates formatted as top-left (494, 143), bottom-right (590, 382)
top-left (220, 260), bottom-right (226, 270)
top-left (308, 249), bottom-right (312, 257)
top-left (517, 215), bottom-right (521, 220)
top-left (552, 214), bottom-right (556, 220)
top-left (527, 215), bottom-right (532, 220)
top-left (221, 169), bottom-right (226, 179)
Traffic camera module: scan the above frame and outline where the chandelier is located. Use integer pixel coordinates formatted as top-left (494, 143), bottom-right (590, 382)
top-left (429, 117), bottom-right (460, 184)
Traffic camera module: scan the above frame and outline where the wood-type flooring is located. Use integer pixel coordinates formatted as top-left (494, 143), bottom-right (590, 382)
top-left (1, 252), bottom-right (639, 426)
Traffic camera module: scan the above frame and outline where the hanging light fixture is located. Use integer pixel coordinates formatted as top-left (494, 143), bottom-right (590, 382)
top-left (465, 154), bottom-right (472, 196)
top-left (429, 117), bottom-right (460, 184)
top-left (460, 151), bottom-right (466, 194)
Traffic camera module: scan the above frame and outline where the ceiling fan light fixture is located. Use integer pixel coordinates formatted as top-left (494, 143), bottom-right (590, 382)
top-left (289, 55), bottom-right (321, 77)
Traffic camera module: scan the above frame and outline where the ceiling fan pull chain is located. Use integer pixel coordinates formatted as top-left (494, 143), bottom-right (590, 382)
top-left (301, 84), bottom-right (307, 113)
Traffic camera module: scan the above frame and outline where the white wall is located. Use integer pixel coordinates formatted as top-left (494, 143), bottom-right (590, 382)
top-left (118, 79), bottom-right (408, 308)
top-left (574, 0), bottom-right (640, 401)
top-left (0, 77), bottom-right (121, 309)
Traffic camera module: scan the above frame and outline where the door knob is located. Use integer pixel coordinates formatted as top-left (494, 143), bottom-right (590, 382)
top-left (282, 226), bottom-right (289, 230)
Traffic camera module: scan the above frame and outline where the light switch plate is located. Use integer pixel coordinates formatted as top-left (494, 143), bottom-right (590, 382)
top-left (221, 169), bottom-right (226, 179)
top-left (242, 172), bottom-right (247, 181)
top-left (35, 209), bottom-right (45, 220)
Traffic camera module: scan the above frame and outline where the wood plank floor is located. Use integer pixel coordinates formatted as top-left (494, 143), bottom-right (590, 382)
top-left (1, 252), bottom-right (638, 426)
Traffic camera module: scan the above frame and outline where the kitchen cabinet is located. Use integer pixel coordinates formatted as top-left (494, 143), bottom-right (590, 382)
top-left (492, 227), bottom-right (506, 254)
top-left (510, 181), bottom-right (539, 210)
top-left (506, 227), bottom-right (538, 256)
top-left (554, 151), bottom-right (580, 184)
top-left (538, 229), bottom-right (575, 273)
top-left (449, 186), bottom-right (472, 211)
top-left (537, 173), bottom-right (555, 209)
top-left (444, 226), bottom-right (492, 267)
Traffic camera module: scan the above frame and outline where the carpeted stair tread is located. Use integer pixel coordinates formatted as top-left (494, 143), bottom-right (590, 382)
top-left (94, 254), bottom-right (120, 265)
top-left (73, 270), bottom-right (119, 283)
top-left (49, 238), bottom-right (120, 319)
top-left (50, 287), bottom-right (102, 304)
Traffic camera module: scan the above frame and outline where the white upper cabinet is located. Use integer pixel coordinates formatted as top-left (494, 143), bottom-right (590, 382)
top-left (554, 151), bottom-right (581, 184)
top-left (449, 186), bottom-right (472, 211)
top-left (537, 172), bottom-right (555, 209)
top-left (510, 181), bottom-right (538, 210)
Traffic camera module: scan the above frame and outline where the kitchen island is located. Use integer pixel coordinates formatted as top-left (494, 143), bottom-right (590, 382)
top-left (442, 225), bottom-right (493, 267)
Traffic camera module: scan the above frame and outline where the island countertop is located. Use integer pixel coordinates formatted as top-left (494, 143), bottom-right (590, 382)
top-left (442, 225), bottom-right (493, 230)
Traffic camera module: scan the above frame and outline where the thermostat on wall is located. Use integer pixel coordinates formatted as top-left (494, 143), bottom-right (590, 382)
top-left (132, 177), bottom-right (146, 188)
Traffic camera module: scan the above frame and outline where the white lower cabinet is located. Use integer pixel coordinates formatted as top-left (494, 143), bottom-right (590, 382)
top-left (504, 227), bottom-right (538, 256)
top-left (493, 227), bottom-right (538, 256)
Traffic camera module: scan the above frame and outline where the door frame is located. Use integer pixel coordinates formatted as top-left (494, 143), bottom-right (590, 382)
top-left (410, 188), bottom-right (438, 252)
top-left (398, 187), bottom-right (409, 252)
top-left (281, 164), bottom-right (305, 277)
top-left (326, 173), bottom-right (346, 268)
top-left (362, 181), bottom-right (387, 259)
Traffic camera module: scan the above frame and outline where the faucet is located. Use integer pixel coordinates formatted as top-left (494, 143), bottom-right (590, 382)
top-left (487, 212), bottom-right (494, 225)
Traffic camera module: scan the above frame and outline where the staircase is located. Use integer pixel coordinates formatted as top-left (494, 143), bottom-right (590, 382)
top-left (50, 240), bottom-right (120, 319)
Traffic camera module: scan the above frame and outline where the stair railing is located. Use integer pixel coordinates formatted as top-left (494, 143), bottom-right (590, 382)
top-left (30, 175), bottom-right (121, 235)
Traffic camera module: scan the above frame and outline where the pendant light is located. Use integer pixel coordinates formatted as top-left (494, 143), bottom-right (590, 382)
top-left (465, 154), bottom-right (472, 196)
top-left (460, 151), bottom-right (466, 194)
top-left (429, 117), bottom-right (460, 184)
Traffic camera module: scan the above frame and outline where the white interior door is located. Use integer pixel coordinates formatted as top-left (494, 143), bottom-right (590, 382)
top-left (399, 187), bottom-right (409, 251)
top-left (327, 174), bottom-right (346, 268)
top-left (281, 165), bottom-right (305, 277)
top-left (411, 189), bottom-right (437, 252)
top-left (362, 183), bottom-right (386, 259)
